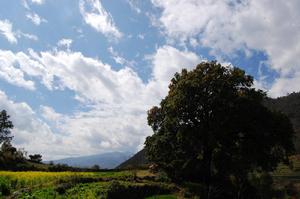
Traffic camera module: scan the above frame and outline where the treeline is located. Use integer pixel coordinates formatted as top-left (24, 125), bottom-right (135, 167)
top-left (0, 110), bottom-right (104, 172)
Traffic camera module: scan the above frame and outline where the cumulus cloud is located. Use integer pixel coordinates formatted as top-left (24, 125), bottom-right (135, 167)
top-left (0, 20), bottom-right (17, 44)
top-left (151, 0), bottom-right (300, 96)
top-left (0, 45), bottom-right (203, 159)
top-left (0, 90), bottom-right (60, 160)
top-left (151, 45), bottom-right (203, 83)
top-left (0, 50), bottom-right (36, 90)
top-left (79, 0), bottom-right (122, 39)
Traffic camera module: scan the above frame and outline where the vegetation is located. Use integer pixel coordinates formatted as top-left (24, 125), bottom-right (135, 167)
top-left (0, 110), bottom-right (13, 144)
top-left (0, 170), bottom-right (176, 198)
top-left (117, 149), bottom-right (149, 169)
top-left (145, 61), bottom-right (295, 198)
top-left (29, 154), bottom-right (43, 163)
top-left (265, 92), bottom-right (300, 152)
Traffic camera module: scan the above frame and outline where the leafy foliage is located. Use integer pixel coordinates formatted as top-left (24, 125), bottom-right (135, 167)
top-left (145, 61), bottom-right (295, 198)
top-left (29, 154), bottom-right (43, 163)
top-left (0, 110), bottom-right (13, 144)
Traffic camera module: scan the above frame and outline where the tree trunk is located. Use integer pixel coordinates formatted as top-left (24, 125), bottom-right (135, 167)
top-left (204, 149), bottom-right (213, 199)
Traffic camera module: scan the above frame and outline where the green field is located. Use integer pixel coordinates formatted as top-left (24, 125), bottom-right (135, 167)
top-left (2, 161), bottom-right (300, 199)
top-left (0, 170), bottom-right (177, 199)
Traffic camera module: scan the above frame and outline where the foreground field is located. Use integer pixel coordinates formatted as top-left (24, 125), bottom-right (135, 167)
top-left (0, 170), bottom-right (177, 199)
top-left (2, 163), bottom-right (300, 199)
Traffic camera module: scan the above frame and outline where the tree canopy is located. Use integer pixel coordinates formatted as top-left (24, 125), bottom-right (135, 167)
top-left (145, 61), bottom-right (295, 198)
top-left (0, 110), bottom-right (13, 144)
top-left (29, 154), bottom-right (43, 163)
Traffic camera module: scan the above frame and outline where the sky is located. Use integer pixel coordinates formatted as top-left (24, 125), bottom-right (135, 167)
top-left (0, 0), bottom-right (299, 160)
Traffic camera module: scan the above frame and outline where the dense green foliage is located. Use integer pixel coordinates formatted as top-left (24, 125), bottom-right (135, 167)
top-left (145, 61), bottom-right (295, 198)
top-left (29, 154), bottom-right (43, 163)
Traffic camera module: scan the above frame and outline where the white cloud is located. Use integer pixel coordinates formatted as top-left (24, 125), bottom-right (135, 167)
top-left (151, 0), bottom-right (300, 96)
top-left (40, 105), bottom-right (63, 122)
top-left (26, 12), bottom-right (47, 26)
top-left (0, 20), bottom-right (17, 44)
top-left (0, 46), bottom-right (203, 159)
top-left (79, 0), bottom-right (122, 39)
top-left (57, 38), bottom-right (73, 49)
top-left (31, 0), bottom-right (44, 5)
top-left (0, 19), bottom-right (38, 43)
top-left (268, 73), bottom-right (300, 97)
top-left (108, 46), bottom-right (136, 68)
top-left (0, 50), bottom-right (36, 90)
top-left (151, 45), bottom-right (203, 83)
top-left (0, 90), bottom-right (60, 160)
top-left (16, 31), bottom-right (39, 41)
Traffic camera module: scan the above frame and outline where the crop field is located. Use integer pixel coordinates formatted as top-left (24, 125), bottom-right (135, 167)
top-left (0, 170), bottom-right (177, 199)
top-left (2, 162), bottom-right (300, 199)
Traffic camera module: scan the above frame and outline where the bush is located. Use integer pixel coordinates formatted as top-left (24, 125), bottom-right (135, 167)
top-left (0, 177), bottom-right (11, 196)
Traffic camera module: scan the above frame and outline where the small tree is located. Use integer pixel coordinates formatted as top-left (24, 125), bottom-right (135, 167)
top-left (29, 154), bottom-right (42, 163)
top-left (91, 164), bottom-right (101, 170)
top-left (145, 61), bottom-right (295, 198)
top-left (0, 110), bottom-right (13, 145)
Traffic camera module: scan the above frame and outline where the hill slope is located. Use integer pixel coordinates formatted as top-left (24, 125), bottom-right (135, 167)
top-left (116, 149), bottom-right (149, 169)
top-left (50, 152), bottom-right (130, 169)
top-left (264, 92), bottom-right (300, 151)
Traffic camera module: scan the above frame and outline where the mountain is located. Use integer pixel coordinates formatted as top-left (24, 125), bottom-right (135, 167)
top-left (116, 149), bottom-right (149, 169)
top-left (264, 92), bottom-right (300, 152)
top-left (49, 152), bottom-right (130, 169)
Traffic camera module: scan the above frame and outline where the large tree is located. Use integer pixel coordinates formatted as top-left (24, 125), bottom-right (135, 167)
top-left (0, 110), bottom-right (13, 144)
top-left (145, 61), bottom-right (295, 198)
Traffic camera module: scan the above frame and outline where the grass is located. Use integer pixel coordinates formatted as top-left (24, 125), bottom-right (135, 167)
top-left (6, 163), bottom-right (300, 199)
top-left (0, 170), bottom-right (175, 198)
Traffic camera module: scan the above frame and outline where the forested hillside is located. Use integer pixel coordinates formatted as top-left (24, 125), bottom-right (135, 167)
top-left (117, 149), bottom-right (148, 169)
top-left (265, 92), bottom-right (300, 152)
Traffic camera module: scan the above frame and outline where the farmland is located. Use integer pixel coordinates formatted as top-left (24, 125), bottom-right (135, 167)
top-left (1, 158), bottom-right (300, 198)
top-left (0, 170), bottom-right (177, 198)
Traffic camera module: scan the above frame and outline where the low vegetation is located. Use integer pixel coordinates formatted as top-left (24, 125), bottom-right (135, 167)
top-left (0, 170), bottom-right (177, 198)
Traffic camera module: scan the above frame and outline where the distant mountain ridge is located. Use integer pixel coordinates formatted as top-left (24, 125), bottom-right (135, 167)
top-left (118, 92), bottom-right (300, 169)
top-left (49, 152), bottom-right (130, 169)
top-left (264, 92), bottom-right (300, 152)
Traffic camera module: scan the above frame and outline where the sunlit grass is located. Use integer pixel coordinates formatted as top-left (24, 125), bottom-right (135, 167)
top-left (0, 170), bottom-right (133, 189)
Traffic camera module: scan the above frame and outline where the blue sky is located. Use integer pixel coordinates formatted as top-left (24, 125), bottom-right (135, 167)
top-left (0, 0), bottom-right (299, 160)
